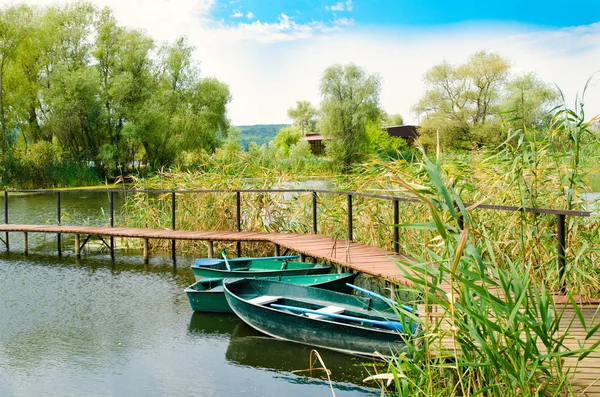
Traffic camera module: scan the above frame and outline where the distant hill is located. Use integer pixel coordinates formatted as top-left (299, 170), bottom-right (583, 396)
top-left (237, 124), bottom-right (289, 149)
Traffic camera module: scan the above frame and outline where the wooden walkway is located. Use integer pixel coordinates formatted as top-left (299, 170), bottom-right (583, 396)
top-left (0, 224), bottom-right (413, 283)
top-left (1, 223), bottom-right (598, 394)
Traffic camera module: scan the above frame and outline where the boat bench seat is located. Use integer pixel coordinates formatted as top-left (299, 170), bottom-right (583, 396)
top-left (306, 305), bottom-right (345, 319)
top-left (247, 295), bottom-right (280, 305)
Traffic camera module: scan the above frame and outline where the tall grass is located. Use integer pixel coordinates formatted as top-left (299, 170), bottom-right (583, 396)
top-left (370, 150), bottom-right (600, 396)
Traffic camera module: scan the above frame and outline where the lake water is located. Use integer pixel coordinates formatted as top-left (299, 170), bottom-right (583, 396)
top-left (0, 192), bottom-right (380, 396)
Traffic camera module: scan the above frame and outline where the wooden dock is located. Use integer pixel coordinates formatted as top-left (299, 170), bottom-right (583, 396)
top-left (0, 223), bottom-right (598, 394)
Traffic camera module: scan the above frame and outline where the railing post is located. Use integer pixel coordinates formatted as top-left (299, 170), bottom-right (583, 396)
top-left (171, 191), bottom-right (176, 264)
top-left (4, 190), bottom-right (8, 251)
top-left (312, 191), bottom-right (318, 234)
top-left (109, 191), bottom-right (115, 259)
top-left (236, 191), bottom-right (241, 256)
top-left (57, 191), bottom-right (61, 256)
top-left (557, 214), bottom-right (566, 292)
top-left (347, 194), bottom-right (353, 242)
top-left (393, 199), bottom-right (399, 254)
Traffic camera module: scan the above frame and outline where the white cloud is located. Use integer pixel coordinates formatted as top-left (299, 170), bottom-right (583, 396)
top-left (246, 11), bottom-right (254, 19)
top-left (326, 0), bottom-right (352, 12)
top-left (327, 2), bottom-right (345, 12)
top-left (231, 10), bottom-right (243, 18)
top-left (333, 17), bottom-right (354, 27)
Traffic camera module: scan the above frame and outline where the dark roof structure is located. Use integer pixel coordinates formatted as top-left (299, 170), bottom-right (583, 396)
top-left (386, 125), bottom-right (420, 140)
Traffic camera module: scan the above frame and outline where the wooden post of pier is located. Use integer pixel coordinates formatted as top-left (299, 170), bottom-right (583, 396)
top-left (4, 190), bottom-right (9, 251)
top-left (23, 232), bottom-right (28, 254)
top-left (57, 192), bottom-right (61, 257)
top-left (75, 234), bottom-right (80, 257)
top-left (109, 191), bottom-right (115, 259)
top-left (143, 238), bottom-right (149, 263)
top-left (171, 191), bottom-right (176, 264)
top-left (236, 191), bottom-right (241, 256)
top-left (274, 243), bottom-right (280, 256)
top-left (207, 241), bottom-right (214, 258)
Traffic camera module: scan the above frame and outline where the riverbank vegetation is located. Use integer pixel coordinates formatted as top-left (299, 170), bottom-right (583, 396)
top-left (0, 3), bottom-right (230, 188)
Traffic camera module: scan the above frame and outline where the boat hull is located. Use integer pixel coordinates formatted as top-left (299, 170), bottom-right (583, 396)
top-left (224, 279), bottom-right (412, 357)
top-left (185, 273), bottom-right (357, 313)
top-left (191, 259), bottom-right (330, 281)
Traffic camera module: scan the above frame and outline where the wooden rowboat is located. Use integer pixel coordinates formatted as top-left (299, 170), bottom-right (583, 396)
top-left (223, 278), bottom-right (417, 357)
top-left (191, 256), bottom-right (330, 281)
top-left (185, 273), bottom-right (357, 313)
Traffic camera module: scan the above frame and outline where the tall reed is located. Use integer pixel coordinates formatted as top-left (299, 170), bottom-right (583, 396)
top-left (374, 150), bottom-right (600, 396)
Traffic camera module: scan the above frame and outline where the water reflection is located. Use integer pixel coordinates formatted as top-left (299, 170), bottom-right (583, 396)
top-left (224, 319), bottom-right (381, 394)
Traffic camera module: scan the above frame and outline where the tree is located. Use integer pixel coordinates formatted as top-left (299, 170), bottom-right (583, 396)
top-left (413, 51), bottom-right (510, 126)
top-left (460, 50), bottom-right (510, 125)
top-left (502, 73), bottom-right (559, 129)
top-left (319, 63), bottom-right (381, 171)
top-left (0, 5), bottom-right (33, 154)
top-left (273, 126), bottom-right (301, 154)
top-left (287, 100), bottom-right (317, 136)
top-left (382, 112), bottom-right (404, 127)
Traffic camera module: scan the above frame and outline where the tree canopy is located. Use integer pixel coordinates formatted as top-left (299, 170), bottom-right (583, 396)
top-left (0, 2), bottom-right (231, 176)
top-left (319, 63), bottom-right (381, 171)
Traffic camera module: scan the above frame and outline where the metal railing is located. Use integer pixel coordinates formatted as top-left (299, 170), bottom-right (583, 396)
top-left (2, 188), bottom-right (592, 286)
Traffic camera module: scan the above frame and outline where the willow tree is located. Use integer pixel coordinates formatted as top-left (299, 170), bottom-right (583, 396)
top-left (287, 100), bottom-right (317, 136)
top-left (319, 63), bottom-right (381, 171)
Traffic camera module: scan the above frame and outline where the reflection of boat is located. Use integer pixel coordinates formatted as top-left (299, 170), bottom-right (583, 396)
top-left (224, 279), bottom-right (416, 357)
top-left (185, 273), bottom-right (357, 313)
top-left (226, 323), bottom-right (381, 387)
top-left (191, 257), bottom-right (330, 281)
top-left (187, 311), bottom-right (242, 339)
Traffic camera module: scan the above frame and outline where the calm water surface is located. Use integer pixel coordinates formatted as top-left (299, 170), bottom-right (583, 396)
top-left (0, 192), bottom-right (381, 396)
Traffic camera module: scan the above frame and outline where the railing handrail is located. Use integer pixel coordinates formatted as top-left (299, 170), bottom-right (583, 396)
top-left (3, 188), bottom-right (592, 217)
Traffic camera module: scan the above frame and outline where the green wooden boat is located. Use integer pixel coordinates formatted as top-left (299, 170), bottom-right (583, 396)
top-left (223, 278), bottom-right (418, 357)
top-left (185, 273), bottom-right (357, 313)
top-left (191, 257), bottom-right (330, 281)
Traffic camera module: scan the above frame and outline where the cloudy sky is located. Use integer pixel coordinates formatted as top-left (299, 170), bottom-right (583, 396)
top-left (3, 0), bottom-right (600, 125)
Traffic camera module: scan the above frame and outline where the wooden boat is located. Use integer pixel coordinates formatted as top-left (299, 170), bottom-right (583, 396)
top-left (223, 278), bottom-right (418, 357)
top-left (185, 273), bottom-right (357, 313)
top-left (191, 256), bottom-right (330, 281)
top-left (193, 255), bottom-right (299, 268)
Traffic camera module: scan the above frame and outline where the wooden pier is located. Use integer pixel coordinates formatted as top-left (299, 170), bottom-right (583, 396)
top-left (0, 223), bottom-right (413, 282)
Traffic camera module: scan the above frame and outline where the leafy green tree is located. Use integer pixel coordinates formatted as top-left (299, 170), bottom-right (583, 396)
top-left (287, 100), bottom-right (317, 136)
top-left (273, 126), bottom-right (301, 154)
top-left (319, 63), bottom-right (381, 171)
top-left (414, 51), bottom-right (510, 126)
top-left (502, 73), bottom-right (559, 129)
top-left (382, 112), bottom-right (404, 127)
top-left (365, 119), bottom-right (408, 157)
top-left (0, 5), bottom-right (33, 154)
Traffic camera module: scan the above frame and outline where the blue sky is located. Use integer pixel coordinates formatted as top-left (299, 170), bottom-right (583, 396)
top-left (2, 0), bottom-right (600, 124)
top-left (210, 0), bottom-right (600, 29)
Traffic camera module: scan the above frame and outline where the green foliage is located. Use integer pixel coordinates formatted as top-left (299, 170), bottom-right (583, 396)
top-left (381, 112), bottom-right (404, 127)
top-left (373, 150), bottom-right (600, 396)
top-left (412, 52), bottom-right (565, 152)
top-left (365, 119), bottom-right (408, 158)
top-left (502, 73), bottom-right (559, 129)
top-left (273, 126), bottom-right (301, 154)
top-left (416, 117), bottom-right (471, 152)
top-left (287, 100), bottom-right (318, 136)
top-left (238, 124), bottom-right (289, 149)
top-left (0, 2), bottom-right (231, 186)
top-left (0, 141), bottom-right (101, 188)
top-left (319, 63), bottom-right (381, 171)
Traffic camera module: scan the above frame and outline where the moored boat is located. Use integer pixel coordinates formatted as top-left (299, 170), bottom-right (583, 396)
top-left (185, 273), bottom-right (357, 313)
top-left (223, 278), bottom-right (418, 357)
top-left (191, 257), bottom-right (330, 281)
